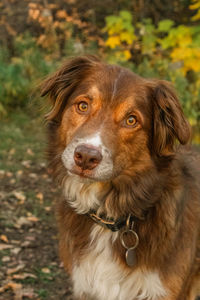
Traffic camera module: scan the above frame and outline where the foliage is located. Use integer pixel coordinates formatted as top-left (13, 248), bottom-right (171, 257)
top-left (0, 2), bottom-right (100, 117)
top-left (0, 34), bottom-right (55, 115)
top-left (103, 11), bottom-right (136, 61)
top-left (0, 1), bottom-right (199, 142)
top-left (190, 0), bottom-right (200, 20)
top-left (0, 33), bottom-right (98, 117)
top-left (103, 9), bottom-right (200, 141)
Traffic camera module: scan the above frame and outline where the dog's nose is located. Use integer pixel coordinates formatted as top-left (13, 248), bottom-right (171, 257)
top-left (74, 145), bottom-right (102, 170)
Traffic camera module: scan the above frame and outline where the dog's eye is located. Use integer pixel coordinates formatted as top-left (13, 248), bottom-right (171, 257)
top-left (126, 115), bottom-right (137, 127)
top-left (77, 101), bottom-right (88, 113)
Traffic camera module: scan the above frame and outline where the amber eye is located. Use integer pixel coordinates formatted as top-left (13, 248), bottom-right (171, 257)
top-left (126, 115), bottom-right (137, 127)
top-left (77, 101), bottom-right (88, 113)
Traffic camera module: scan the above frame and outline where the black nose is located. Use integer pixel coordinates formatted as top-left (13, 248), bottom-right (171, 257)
top-left (74, 145), bottom-right (102, 170)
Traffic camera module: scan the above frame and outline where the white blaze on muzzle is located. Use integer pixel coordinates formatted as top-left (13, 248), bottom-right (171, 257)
top-left (61, 132), bottom-right (113, 181)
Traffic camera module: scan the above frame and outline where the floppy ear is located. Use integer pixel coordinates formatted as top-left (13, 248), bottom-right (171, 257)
top-left (40, 55), bottom-right (100, 122)
top-left (151, 80), bottom-right (191, 156)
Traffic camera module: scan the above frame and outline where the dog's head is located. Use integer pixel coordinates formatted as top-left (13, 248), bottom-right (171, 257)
top-left (41, 55), bottom-right (190, 182)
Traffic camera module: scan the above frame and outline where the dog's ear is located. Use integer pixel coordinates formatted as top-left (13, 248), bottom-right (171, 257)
top-left (150, 80), bottom-right (191, 156)
top-left (40, 55), bottom-right (100, 121)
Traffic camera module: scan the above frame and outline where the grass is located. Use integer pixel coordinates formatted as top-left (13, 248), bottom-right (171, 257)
top-left (0, 109), bottom-right (45, 172)
top-left (37, 289), bottom-right (49, 299)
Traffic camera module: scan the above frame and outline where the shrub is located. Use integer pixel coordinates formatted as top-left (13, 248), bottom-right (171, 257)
top-left (0, 34), bottom-right (57, 115)
top-left (103, 11), bottom-right (200, 142)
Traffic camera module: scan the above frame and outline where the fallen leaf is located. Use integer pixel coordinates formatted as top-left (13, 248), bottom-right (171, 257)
top-left (11, 240), bottom-right (20, 244)
top-left (7, 263), bottom-right (25, 275)
top-left (40, 162), bottom-right (46, 167)
top-left (13, 191), bottom-right (26, 203)
top-left (26, 236), bottom-right (36, 241)
top-left (10, 178), bottom-right (16, 184)
top-left (36, 192), bottom-right (44, 203)
top-left (9, 148), bottom-right (16, 155)
top-left (11, 247), bottom-right (21, 255)
top-left (15, 217), bottom-right (32, 228)
top-left (44, 206), bottom-right (51, 211)
top-left (16, 170), bottom-right (23, 177)
top-left (29, 173), bottom-right (37, 179)
top-left (0, 281), bottom-right (23, 300)
top-left (41, 267), bottom-right (51, 274)
top-left (42, 174), bottom-right (49, 179)
top-left (0, 170), bottom-right (5, 176)
top-left (21, 287), bottom-right (36, 298)
top-left (21, 241), bottom-right (31, 248)
top-left (2, 256), bottom-right (10, 262)
top-left (21, 160), bottom-right (31, 168)
top-left (6, 171), bottom-right (13, 177)
top-left (0, 244), bottom-right (13, 251)
top-left (0, 234), bottom-right (8, 243)
top-left (27, 216), bottom-right (39, 222)
top-left (13, 273), bottom-right (37, 280)
top-left (26, 148), bottom-right (34, 156)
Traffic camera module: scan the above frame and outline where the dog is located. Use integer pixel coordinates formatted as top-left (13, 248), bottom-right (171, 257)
top-left (41, 55), bottom-right (200, 300)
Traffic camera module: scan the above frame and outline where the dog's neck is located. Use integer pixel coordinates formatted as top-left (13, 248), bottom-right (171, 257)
top-left (63, 174), bottom-right (150, 223)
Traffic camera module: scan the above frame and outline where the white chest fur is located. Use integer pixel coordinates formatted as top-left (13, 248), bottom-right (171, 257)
top-left (72, 225), bottom-right (167, 300)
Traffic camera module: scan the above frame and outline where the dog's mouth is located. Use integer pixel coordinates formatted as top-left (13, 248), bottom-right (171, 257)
top-left (69, 167), bottom-right (95, 179)
top-left (67, 163), bottom-right (114, 182)
top-left (68, 167), bottom-right (105, 182)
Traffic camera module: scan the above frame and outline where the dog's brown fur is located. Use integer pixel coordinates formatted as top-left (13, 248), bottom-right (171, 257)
top-left (41, 55), bottom-right (200, 300)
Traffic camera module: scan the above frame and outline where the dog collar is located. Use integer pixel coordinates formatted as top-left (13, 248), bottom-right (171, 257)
top-left (88, 211), bottom-right (140, 267)
top-left (87, 211), bottom-right (135, 232)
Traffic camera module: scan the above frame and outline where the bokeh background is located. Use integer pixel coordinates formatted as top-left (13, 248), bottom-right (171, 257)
top-left (0, 1), bottom-right (200, 299)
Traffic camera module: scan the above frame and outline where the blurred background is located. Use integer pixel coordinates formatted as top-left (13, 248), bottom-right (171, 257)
top-left (0, 0), bottom-right (200, 299)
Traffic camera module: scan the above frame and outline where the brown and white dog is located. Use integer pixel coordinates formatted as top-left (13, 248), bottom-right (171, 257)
top-left (41, 55), bottom-right (200, 300)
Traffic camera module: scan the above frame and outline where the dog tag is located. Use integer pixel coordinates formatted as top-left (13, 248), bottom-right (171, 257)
top-left (125, 248), bottom-right (136, 267)
top-left (120, 228), bottom-right (139, 267)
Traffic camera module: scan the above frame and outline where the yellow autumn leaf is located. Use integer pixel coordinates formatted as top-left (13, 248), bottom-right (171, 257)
top-left (123, 50), bottom-right (132, 60)
top-left (170, 48), bottom-right (187, 61)
top-left (185, 57), bottom-right (200, 72)
top-left (105, 36), bottom-right (121, 49)
top-left (107, 22), bottom-right (124, 36)
top-left (171, 46), bottom-right (200, 73)
top-left (178, 35), bottom-right (192, 47)
top-left (189, 0), bottom-right (200, 10)
top-left (120, 32), bottom-right (135, 44)
top-left (192, 10), bottom-right (200, 20)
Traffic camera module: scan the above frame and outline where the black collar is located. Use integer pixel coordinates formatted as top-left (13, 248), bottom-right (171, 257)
top-left (87, 211), bottom-right (136, 232)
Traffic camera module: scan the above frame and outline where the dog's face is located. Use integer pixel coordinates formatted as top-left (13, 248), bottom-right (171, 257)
top-left (59, 70), bottom-right (154, 181)
top-left (41, 56), bottom-right (190, 182)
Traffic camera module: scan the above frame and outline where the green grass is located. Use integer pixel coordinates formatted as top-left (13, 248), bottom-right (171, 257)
top-left (37, 289), bottom-right (49, 299)
top-left (0, 110), bottom-right (45, 171)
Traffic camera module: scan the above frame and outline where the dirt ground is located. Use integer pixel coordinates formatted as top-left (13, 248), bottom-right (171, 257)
top-left (0, 112), bottom-right (73, 300)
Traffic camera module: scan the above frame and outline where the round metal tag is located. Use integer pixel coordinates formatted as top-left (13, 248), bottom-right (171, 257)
top-left (120, 229), bottom-right (139, 267)
top-left (125, 248), bottom-right (137, 267)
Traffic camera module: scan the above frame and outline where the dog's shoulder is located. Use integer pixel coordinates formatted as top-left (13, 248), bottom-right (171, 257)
top-left (176, 146), bottom-right (200, 180)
